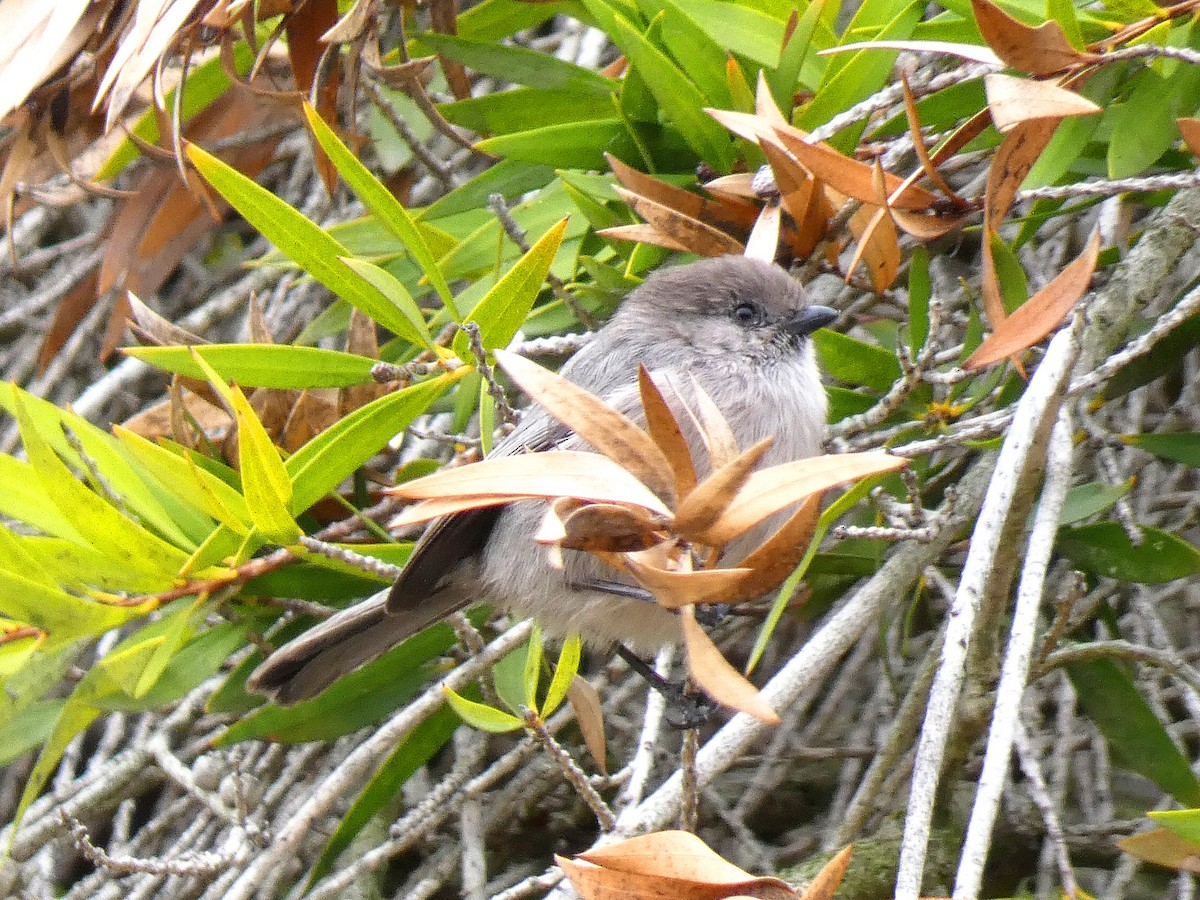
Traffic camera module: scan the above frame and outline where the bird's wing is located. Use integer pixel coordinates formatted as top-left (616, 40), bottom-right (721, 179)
top-left (385, 412), bottom-right (568, 614)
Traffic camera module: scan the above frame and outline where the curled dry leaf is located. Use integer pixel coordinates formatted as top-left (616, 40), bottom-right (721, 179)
top-left (556, 502), bottom-right (670, 553)
top-left (597, 223), bottom-right (692, 253)
top-left (578, 830), bottom-right (795, 890)
top-left (682, 607), bottom-right (781, 724)
top-left (684, 376), bottom-right (740, 469)
top-left (1178, 118), bottom-right (1200, 158)
top-left (984, 73), bottom-right (1101, 133)
top-left (758, 140), bottom-right (831, 258)
top-left (624, 558), bottom-right (754, 608)
top-left (613, 187), bottom-right (745, 257)
top-left (844, 162), bottom-right (901, 292)
top-left (392, 494), bottom-right (543, 527)
top-left (495, 349), bottom-right (677, 504)
top-left (970, 0), bottom-right (1099, 76)
top-left (745, 200), bottom-right (783, 263)
top-left (900, 75), bottom-right (963, 206)
top-left (675, 437), bottom-right (773, 543)
top-left (772, 127), bottom-right (937, 211)
top-left (696, 451), bottom-right (907, 548)
top-left (964, 229), bottom-right (1100, 369)
top-left (607, 153), bottom-right (760, 235)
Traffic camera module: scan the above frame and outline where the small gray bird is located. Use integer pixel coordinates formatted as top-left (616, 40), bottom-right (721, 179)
top-left (248, 255), bottom-right (836, 704)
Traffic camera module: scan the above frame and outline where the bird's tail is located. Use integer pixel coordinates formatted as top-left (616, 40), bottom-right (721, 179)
top-left (247, 588), bottom-right (468, 705)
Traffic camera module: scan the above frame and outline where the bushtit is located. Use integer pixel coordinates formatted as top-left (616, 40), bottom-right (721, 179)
top-left (249, 255), bottom-right (836, 704)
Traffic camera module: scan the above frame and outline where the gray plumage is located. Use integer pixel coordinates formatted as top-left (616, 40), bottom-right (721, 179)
top-left (248, 255), bottom-right (834, 704)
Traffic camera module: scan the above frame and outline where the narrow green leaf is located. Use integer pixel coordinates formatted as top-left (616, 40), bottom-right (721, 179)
top-left (542, 634), bottom-right (582, 718)
top-left (419, 33), bottom-right (617, 96)
top-left (0, 699), bottom-right (63, 766)
top-left (580, 0), bottom-right (733, 171)
top-left (303, 103), bottom-right (457, 314)
top-left (440, 88), bottom-right (616, 136)
top-left (908, 245), bottom-right (931, 356)
top-left (1058, 523), bottom-right (1200, 584)
top-left (767, 0), bottom-right (828, 110)
top-left (286, 370), bottom-right (463, 514)
top-left (493, 643), bottom-right (531, 715)
top-left (476, 119), bottom-right (637, 170)
top-left (1149, 809), bottom-right (1200, 845)
top-left (453, 218), bottom-right (569, 359)
top-left (308, 705), bottom-right (463, 886)
top-left (0, 569), bottom-right (137, 646)
top-left (11, 700), bottom-right (99, 839)
top-left (443, 686), bottom-right (524, 732)
top-left (189, 350), bottom-right (300, 544)
top-left (1068, 656), bottom-right (1200, 806)
top-left (338, 257), bottom-right (434, 348)
top-left (523, 624), bottom-right (544, 713)
top-left (124, 344), bottom-right (377, 388)
top-left (644, 1), bottom-right (731, 109)
top-left (11, 391), bottom-right (189, 583)
top-left (667, 0), bottom-right (787, 66)
top-left (0, 524), bottom-right (57, 590)
top-left (0, 455), bottom-right (85, 543)
top-left (185, 143), bottom-right (423, 327)
top-left (1121, 432), bottom-right (1200, 468)
top-left (1059, 479), bottom-right (1134, 526)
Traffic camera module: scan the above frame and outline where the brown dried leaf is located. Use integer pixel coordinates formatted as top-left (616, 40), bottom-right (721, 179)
top-left (844, 163), bottom-right (901, 292)
top-left (566, 675), bottom-right (607, 774)
top-left (703, 173), bottom-right (759, 201)
top-left (122, 384), bottom-right (231, 443)
top-left (682, 608), bottom-right (780, 724)
top-left (745, 200), bottom-right (782, 262)
top-left (772, 127), bottom-right (937, 211)
top-left (37, 270), bottom-right (99, 373)
top-left (1, 118), bottom-right (35, 244)
top-left (798, 846), bottom-right (853, 900)
top-left (698, 452), bottom-right (907, 547)
top-left (0, 2), bottom-right (95, 121)
top-left (981, 118), bottom-right (1059, 326)
top-left (607, 153), bottom-right (759, 235)
top-left (389, 451), bottom-right (672, 516)
top-left (494, 349), bottom-right (677, 505)
top-left (596, 223), bottom-right (692, 253)
top-left (686, 376), bottom-right (740, 469)
top-left (614, 187), bottom-right (744, 257)
top-left (579, 831), bottom-right (760, 883)
top-left (755, 69), bottom-right (791, 128)
top-left (625, 558), bottom-right (753, 608)
top-left (280, 387), bottom-right (340, 452)
top-left (1117, 828), bottom-right (1200, 874)
top-left (725, 492), bottom-right (821, 603)
top-left (984, 73), bottom-right (1101, 132)
top-left (557, 503), bottom-right (669, 553)
top-left (900, 74), bottom-right (962, 205)
top-left (820, 39), bottom-right (1002, 66)
top-left (759, 140), bottom-right (826, 257)
top-left (675, 437), bottom-right (773, 543)
top-left (1180, 118), bottom-right (1200, 158)
top-left (638, 366), bottom-right (698, 502)
top-left (964, 229), bottom-right (1100, 369)
top-left (392, 494), bottom-right (542, 527)
top-left (706, 107), bottom-right (785, 146)
top-left (127, 291), bottom-right (206, 347)
top-left (890, 208), bottom-right (968, 240)
top-left (428, 0), bottom-right (472, 100)
top-left (970, 0), bottom-right (1099, 76)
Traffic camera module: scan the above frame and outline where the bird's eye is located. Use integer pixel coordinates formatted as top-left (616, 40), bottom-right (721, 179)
top-left (733, 302), bottom-right (761, 325)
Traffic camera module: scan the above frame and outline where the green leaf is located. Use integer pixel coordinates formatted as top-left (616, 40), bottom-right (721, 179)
top-left (542, 634), bottom-right (581, 718)
top-left (1057, 523), bottom-right (1200, 583)
top-left (643, 2), bottom-right (730, 109)
top-left (11, 699), bottom-right (99, 837)
top-left (185, 143), bottom-right (423, 328)
top-left (523, 624), bottom-right (544, 712)
top-left (189, 350), bottom-right (300, 544)
top-left (0, 699), bottom-right (63, 766)
top-left (303, 103), bottom-right (456, 314)
top-left (1149, 808), bottom-right (1200, 845)
top-left (117, 623), bottom-right (248, 711)
top-left (1068, 656), bottom-right (1200, 806)
top-left (766, 0), bottom-right (828, 110)
top-left (666, 0), bottom-right (787, 66)
top-left (1108, 62), bottom-right (1200, 178)
top-left (989, 231), bottom-right (1029, 313)
top-left (443, 686), bottom-right (524, 732)
top-left (337, 257), bottom-right (435, 349)
top-left (813, 330), bottom-right (902, 391)
top-left (1059, 479), bottom-right (1134, 526)
top-left (10, 391), bottom-right (189, 583)
top-left (308, 704), bottom-right (463, 886)
top-left (124, 344), bottom-right (377, 388)
top-left (440, 88), bottom-right (617, 136)
top-left (908, 245), bottom-right (931, 356)
top-left (0, 455), bottom-right (85, 543)
top-left (286, 370), bottom-right (462, 514)
top-left (419, 33), bottom-right (617, 96)
top-left (423, 160), bottom-right (556, 221)
top-left (477, 119), bottom-right (639, 170)
top-left (1121, 432), bottom-right (1200, 468)
top-left (453, 218), bottom-right (569, 359)
top-left (493, 642), bottom-right (531, 715)
top-left (454, 0), bottom-right (571, 41)
top-left (1103, 313), bottom-right (1200, 401)
top-left (580, 0), bottom-right (734, 171)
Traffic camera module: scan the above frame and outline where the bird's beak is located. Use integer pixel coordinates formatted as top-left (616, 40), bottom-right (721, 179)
top-left (782, 305), bottom-right (837, 338)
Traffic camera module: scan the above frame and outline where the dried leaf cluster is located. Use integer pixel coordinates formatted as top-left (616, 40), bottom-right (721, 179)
top-left (391, 349), bottom-right (905, 722)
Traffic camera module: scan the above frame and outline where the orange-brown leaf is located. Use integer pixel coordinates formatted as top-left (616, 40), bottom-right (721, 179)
top-left (614, 187), bottom-right (744, 257)
top-left (698, 452), bottom-right (907, 547)
top-left (844, 163), bottom-right (900, 292)
top-left (495, 349), bottom-right (678, 505)
top-left (682, 608), bottom-right (781, 724)
top-left (900, 74), bottom-right (963, 205)
top-left (1179, 117), bottom-right (1200, 158)
top-left (1116, 828), bottom-right (1200, 874)
top-left (984, 73), bottom-right (1100, 132)
top-left (675, 437), bottom-right (773, 543)
top-left (555, 503), bottom-right (669, 553)
top-left (964, 229), bottom-right (1100, 369)
top-left (745, 200), bottom-right (782, 262)
top-left (970, 0), bottom-right (1099, 75)
top-left (725, 492), bottom-right (821, 603)
top-left (392, 494), bottom-right (541, 527)
top-left (759, 140), bottom-right (824, 256)
top-left (596, 223), bottom-right (693, 253)
top-left (625, 559), bottom-right (753, 608)
top-left (579, 831), bottom-right (761, 883)
top-left (772, 128), bottom-right (937, 211)
top-left (685, 376), bottom-right (740, 470)
top-left (607, 153), bottom-right (759, 235)
top-left (638, 366), bottom-right (698, 502)
top-left (389, 451), bottom-right (672, 516)
top-left (798, 846), bottom-right (854, 900)
top-left (567, 675), bottom-right (608, 774)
